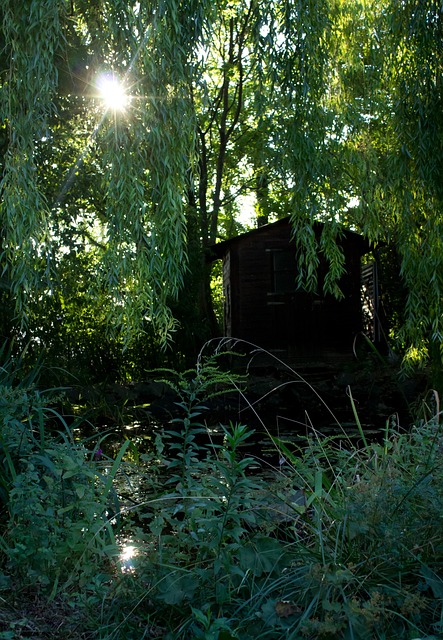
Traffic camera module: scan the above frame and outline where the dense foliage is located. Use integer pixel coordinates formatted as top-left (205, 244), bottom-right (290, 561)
top-left (0, 0), bottom-right (442, 377)
top-left (1, 352), bottom-right (443, 639)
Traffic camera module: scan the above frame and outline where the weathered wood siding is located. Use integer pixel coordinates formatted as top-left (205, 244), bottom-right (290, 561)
top-left (212, 218), bottom-right (369, 360)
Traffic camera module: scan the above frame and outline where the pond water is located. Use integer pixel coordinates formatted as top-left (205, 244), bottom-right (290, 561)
top-left (72, 365), bottom-right (403, 517)
top-left (70, 364), bottom-right (411, 573)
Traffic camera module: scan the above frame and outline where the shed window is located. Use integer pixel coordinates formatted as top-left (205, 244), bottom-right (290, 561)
top-left (272, 250), bottom-right (296, 293)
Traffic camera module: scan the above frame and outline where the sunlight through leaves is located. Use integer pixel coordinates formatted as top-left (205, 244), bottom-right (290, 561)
top-left (97, 74), bottom-right (130, 112)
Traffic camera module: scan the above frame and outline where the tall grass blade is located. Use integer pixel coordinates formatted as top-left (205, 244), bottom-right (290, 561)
top-left (100, 438), bottom-right (131, 499)
top-left (346, 385), bottom-right (368, 449)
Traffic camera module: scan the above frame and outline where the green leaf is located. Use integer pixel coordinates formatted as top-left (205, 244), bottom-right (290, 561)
top-left (157, 571), bottom-right (199, 605)
top-left (420, 565), bottom-right (443, 599)
top-left (75, 485), bottom-right (86, 499)
top-left (238, 536), bottom-right (288, 577)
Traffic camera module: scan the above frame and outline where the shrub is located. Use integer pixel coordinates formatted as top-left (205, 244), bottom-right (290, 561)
top-left (0, 353), bottom-right (121, 593)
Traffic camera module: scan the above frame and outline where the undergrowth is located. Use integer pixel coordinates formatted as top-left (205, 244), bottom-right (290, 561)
top-left (0, 344), bottom-right (123, 601)
top-left (1, 342), bottom-right (442, 639)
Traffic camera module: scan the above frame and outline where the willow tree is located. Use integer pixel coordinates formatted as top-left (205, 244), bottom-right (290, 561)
top-left (1, 0), bottom-right (205, 343)
top-left (322, 0), bottom-right (443, 377)
top-left (256, 0), bottom-right (443, 378)
top-left (387, 0), bottom-right (443, 378)
top-left (1, 0), bottom-right (442, 377)
top-left (0, 0), bottom-right (333, 348)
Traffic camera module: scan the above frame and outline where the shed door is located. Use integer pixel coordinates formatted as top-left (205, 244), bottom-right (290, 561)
top-left (267, 249), bottom-right (326, 352)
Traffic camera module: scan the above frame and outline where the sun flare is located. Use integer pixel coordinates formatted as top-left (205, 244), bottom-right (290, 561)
top-left (97, 74), bottom-right (130, 111)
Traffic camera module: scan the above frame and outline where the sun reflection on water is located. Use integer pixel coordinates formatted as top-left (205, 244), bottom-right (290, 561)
top-left (120, 543), bottom-right (139, 573)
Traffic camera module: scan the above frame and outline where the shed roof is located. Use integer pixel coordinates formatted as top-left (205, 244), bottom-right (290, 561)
top-left (209, 216), bottom-right (370, 260)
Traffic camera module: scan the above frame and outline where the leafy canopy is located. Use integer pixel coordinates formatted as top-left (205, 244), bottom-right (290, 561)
top-left (0, 0), bottom-right (442, 369)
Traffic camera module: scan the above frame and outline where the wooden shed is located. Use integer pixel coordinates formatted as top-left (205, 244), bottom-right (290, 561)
top-left (210, 217), bottom-right (375, 364)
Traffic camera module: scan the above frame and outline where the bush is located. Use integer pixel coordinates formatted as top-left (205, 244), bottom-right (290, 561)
top-left (0, 354), bottom-right (120, 593)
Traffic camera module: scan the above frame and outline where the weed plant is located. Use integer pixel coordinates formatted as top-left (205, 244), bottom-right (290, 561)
top-left (0, 346), bottom-right (124, 599)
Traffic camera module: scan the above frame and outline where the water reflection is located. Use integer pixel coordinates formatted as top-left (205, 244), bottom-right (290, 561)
top-left (120, 543), bottom-right (139, 574)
